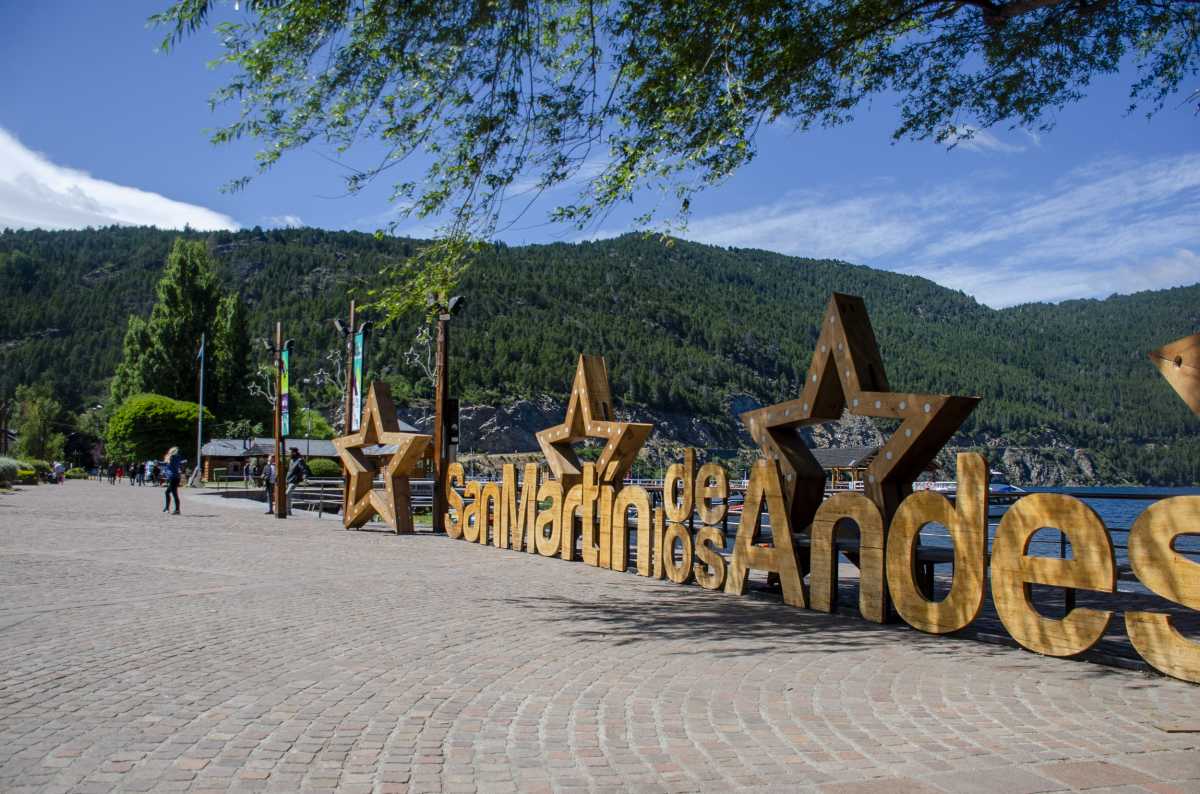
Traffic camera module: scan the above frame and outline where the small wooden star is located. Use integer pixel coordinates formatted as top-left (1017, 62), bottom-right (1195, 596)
top-left (741, 293), bottom-right (980, 531)
top-left (1150, 333), bottom-right (1200, 416)
top-left (537, 355), bottom-right (653, 489)
top-left (333, 382), bottom-right (431, 533)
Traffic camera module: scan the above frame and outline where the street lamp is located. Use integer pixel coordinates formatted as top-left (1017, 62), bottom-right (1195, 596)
top-left (428, 293), bottom-right (465, 535)
top-left (263, 325), bottom-right (293, 519)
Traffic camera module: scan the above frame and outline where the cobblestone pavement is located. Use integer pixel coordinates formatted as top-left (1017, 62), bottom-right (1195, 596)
top-left (2, 482), bottom-right (1198, 794)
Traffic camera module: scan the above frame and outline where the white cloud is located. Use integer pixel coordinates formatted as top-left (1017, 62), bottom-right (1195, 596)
top-left (684, 193), bottom-right (930, 263)
top-left (945, 126), bottom-right (1027, 154)
top-left (264, 214), bottom-right (304, 228)
top-left (0, 127), bottom-right (239, 231)
top-left (683, 152), bottom-right (1200, 307)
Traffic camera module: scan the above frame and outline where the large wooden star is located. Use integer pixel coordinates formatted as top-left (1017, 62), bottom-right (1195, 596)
top-left (333, 381), bottom-right (431, 533)
top-left (1150, 333), bottom-right (1200, 416)
top-left (741, 293), bottom-right (980, 531)
top-left (537, 355), bottom-right (653, 489)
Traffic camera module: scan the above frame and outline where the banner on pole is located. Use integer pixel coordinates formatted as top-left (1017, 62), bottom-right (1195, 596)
top-left (352, 329), bottom-right (365, 431)
top-left (281, 348), bottom-right (291, 436)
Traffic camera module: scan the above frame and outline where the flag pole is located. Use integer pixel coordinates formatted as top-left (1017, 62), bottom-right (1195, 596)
top-left (193, 333), bottom-right (206, 487)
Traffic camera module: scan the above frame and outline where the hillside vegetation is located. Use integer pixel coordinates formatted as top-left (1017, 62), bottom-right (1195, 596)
top-left (1, 226), bottom-right (1196, 483)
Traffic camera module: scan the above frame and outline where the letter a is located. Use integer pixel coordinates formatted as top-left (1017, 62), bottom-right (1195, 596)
top-left (725, 459), bottom-right (806, 608)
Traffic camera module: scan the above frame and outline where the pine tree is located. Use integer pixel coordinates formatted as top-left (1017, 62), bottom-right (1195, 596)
top-left (110, 239), bottom-right (222, 409)
top-left (211, 291), bottom-right (252, 418)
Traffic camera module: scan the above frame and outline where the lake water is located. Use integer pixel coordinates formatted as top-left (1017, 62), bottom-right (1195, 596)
top-left (717, 486), bottom-right (1200, 568)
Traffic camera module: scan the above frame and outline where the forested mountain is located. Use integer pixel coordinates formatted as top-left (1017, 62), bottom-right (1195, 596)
top-left (1, 226), bottom-right (1196, 483)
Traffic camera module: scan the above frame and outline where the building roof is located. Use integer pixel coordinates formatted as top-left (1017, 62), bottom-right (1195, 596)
top-left (201, 422), bottom-right (423, 459)
top-left (201, 437), bottom-right (340, 458)
top-left (810, 446), bottom-right (878, 470)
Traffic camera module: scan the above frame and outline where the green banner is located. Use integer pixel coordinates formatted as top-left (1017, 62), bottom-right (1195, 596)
top-left (281, 348), bottom-right (291, 436)
top-left (352, 330), bottom-right (365, 431)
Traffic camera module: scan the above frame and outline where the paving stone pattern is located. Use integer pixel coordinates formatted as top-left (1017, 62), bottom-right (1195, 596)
top-left (1, 482), bottom-right (1198, 794)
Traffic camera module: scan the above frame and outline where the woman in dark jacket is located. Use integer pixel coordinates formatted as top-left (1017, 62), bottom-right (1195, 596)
top-left (163, 446), bottom-right (182, 514)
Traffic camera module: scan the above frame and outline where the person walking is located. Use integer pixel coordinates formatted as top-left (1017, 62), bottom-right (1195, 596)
top-left (162, 447), bottom-right (182, 514)
top-left (285, 447), bottom-right (309, 516)
top-left (52, 461), bottom-right (65, 484)
top-left (128, 463), bottom-right (137, 486)
top-left (263, 454), bottom-right (277, 514)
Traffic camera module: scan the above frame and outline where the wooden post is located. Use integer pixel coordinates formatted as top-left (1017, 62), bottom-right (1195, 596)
top-left (432, 313), bottom-right (450, 533)
top-left (274, 321), bottom-right (287, 519)
top-left (0, 398), bottom-right (11, 455)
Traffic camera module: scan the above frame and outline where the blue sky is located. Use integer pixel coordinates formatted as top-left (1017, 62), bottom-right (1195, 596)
top-left (1, 2), bottom-right (1197, 308)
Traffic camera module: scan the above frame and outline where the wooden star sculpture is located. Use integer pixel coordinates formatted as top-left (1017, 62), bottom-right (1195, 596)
top-left (741, 293), bottom-right (980, 532)
top-left (333, 381), bottom-right (431, 533)
top-left (1150, 333), bottom-right (1200, 416)
top-left (537, 355), bottom-right (653, 490)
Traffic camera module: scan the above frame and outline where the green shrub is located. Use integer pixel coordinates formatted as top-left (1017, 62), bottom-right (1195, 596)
top-left (106, 393), bottom-right (214, 462)
top-left (306, 458), bottom-right (342, 478)
top-left (66, 467), bottom-right (88, 479)
top-left (0, 457), bottom-right (19, 483)
top-left (23, 459), bottom-right (51, 479)
top-left (15, 468), bottom-right (37, 485)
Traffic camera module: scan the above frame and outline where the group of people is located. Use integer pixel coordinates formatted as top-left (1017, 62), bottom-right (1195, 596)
top-left (99, 459), bottom-right (175, 486)
top-left (255, 447), bottom-right (310, 515)
top-left (86, 446), bottom-right (310, 517)
top-left (91, 449), bottom-right (186, 513)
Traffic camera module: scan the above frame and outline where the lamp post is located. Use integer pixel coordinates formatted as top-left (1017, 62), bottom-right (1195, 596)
top-left (0, 396), bottom-right (12, 456)
top-left (334, 303), bottom-right (373, 524)
top-left (429, 294), bottom-right (464, 534)
top-left (266, 323), bottom-right (293, 519)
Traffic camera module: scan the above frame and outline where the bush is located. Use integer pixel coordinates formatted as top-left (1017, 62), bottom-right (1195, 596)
top-left (0, 457), bottom-right (19, 484)
top-left (15, 468), bottom-right (37, 485)
top-left (66, 467), bottom-right (88, 479)
top-left (107, 393), bottom-right (214, 462)
top-left (306, 458), bottom-right (342, 478)
top-left (23, 459), bottom-right (51, 479)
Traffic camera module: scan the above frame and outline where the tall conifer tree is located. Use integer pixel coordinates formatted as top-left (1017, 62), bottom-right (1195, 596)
top-left (110, 239), bottom-right (249, 419)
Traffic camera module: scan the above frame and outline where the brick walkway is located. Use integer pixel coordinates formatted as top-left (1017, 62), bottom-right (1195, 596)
top-left (1, 482), bottom-right (1198, 794)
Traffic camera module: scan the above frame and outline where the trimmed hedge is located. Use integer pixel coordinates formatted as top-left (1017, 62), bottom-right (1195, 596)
top-left (15, 468), bottom-right (37, 485)
top-left (66, 467), bottom-right (88, 479)
top-left (306, 458), bottom-right (342, 478)
top-left (107, 393), bottom-right (214, 462)
top-left (0, 457), bottom-right (19, 484)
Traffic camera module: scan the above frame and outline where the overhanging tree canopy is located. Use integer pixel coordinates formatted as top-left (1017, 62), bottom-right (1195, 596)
top-left (155, 0), bottom-right (1199, 311)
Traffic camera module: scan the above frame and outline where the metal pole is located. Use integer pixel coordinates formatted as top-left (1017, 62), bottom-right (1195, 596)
top-left (196, 333), bottom-right (205, 485)
top-left (343, 300), bottom-right (356, 435)
top-left (342, 300), bottom-right (355, 523)
top-left (274, 321), bottom-right (287, 519)
top-left (432, 313), bottom-right (450, 534)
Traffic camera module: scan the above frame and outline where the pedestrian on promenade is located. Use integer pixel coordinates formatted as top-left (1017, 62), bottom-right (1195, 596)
top-left (116, 464), bottom-right (124, 483)
top-left (285, 447), bottom-right (309, 516)
top-left (107, 462), bottom-right (116, 485)
top-left (128, 463), bottom-right (137, 486)
top-left (52, 461), bottom-right (65, 484)
top-left (162, 447), bottom-right (182, 515)
top-left (263, 454), bottom-right (277, 514)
